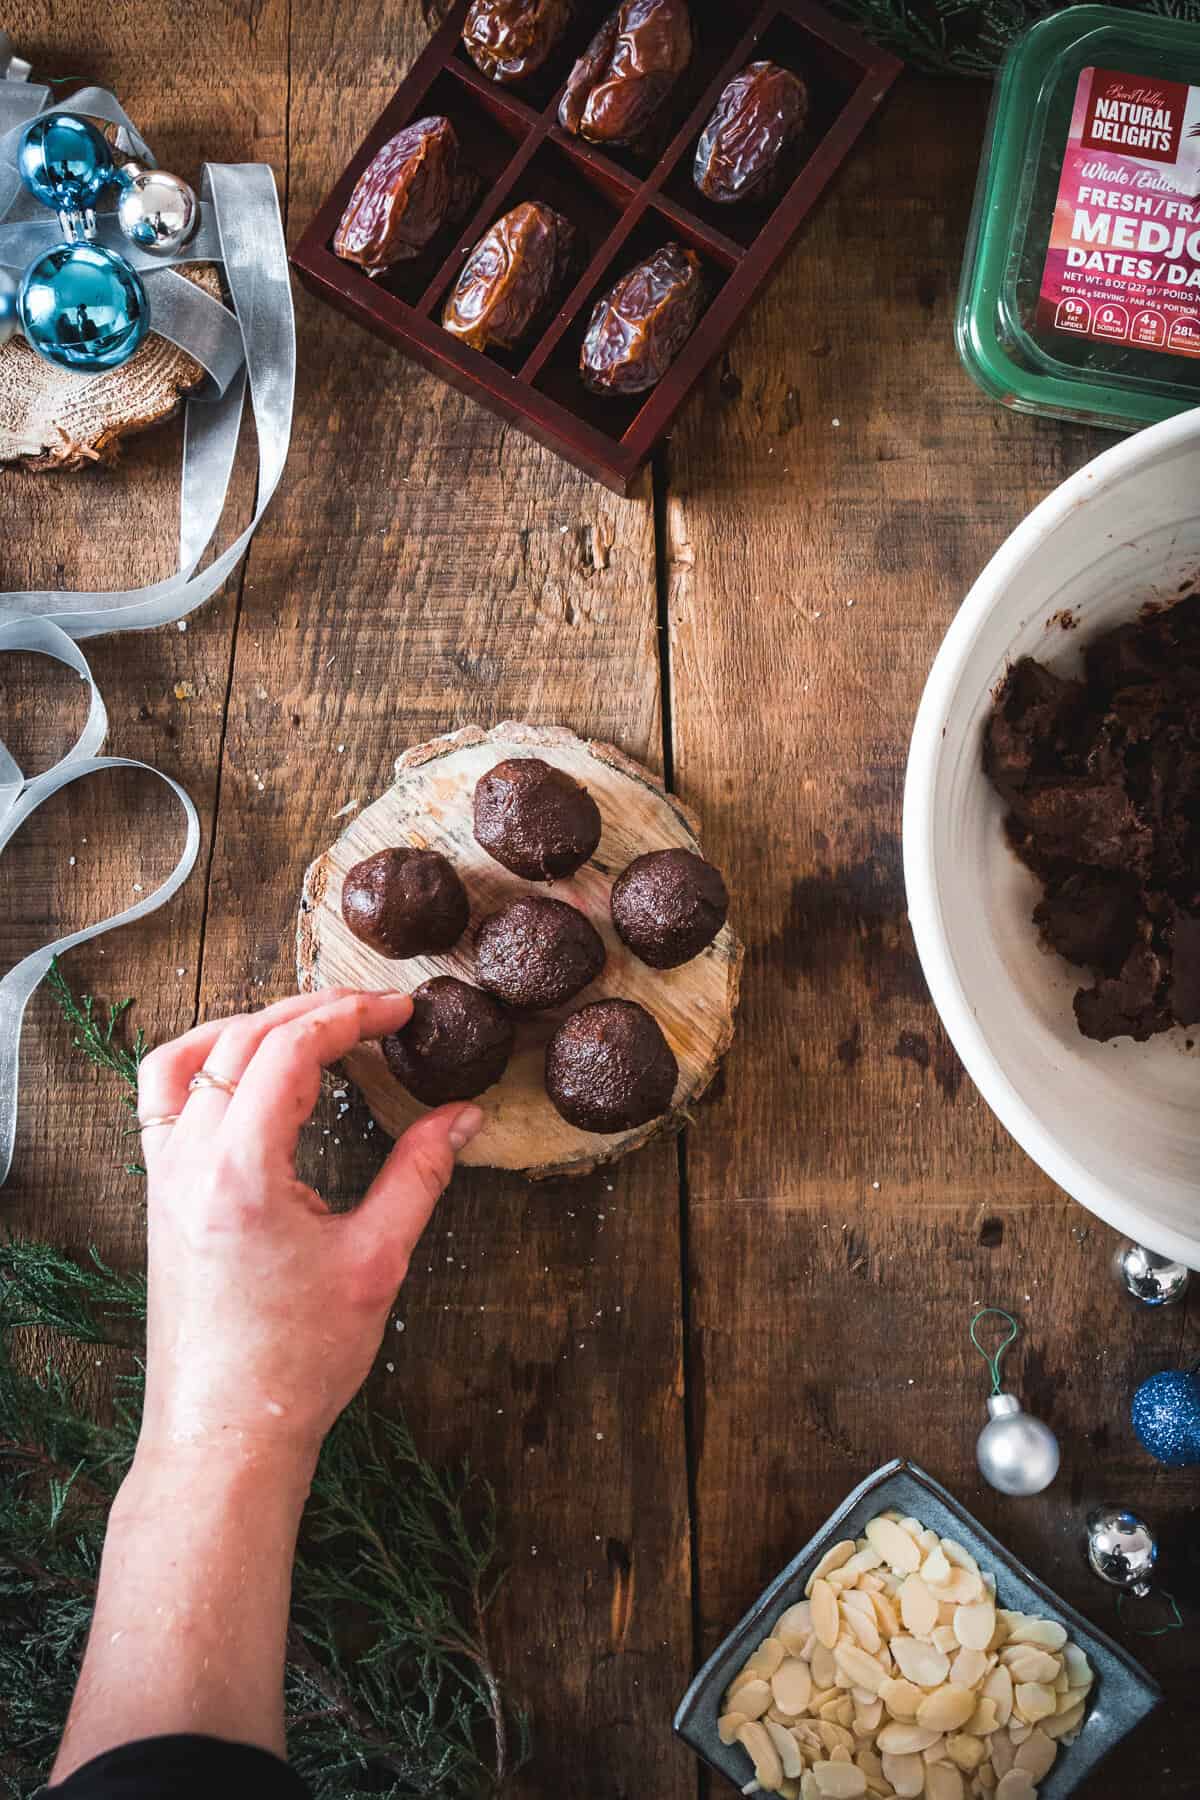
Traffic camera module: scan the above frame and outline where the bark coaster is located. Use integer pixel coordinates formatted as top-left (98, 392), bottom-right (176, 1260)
top-left (297, 722), bottom-right (743, 1179)
top-left (0, 262), bottom-right (221, 469)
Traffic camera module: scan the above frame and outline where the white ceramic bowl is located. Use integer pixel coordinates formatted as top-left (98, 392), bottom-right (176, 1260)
top-left (904, 408), bottom-right (1200, 1269)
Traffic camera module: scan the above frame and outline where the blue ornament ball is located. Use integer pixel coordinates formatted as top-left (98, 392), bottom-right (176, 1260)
top-left (17, 113), bottom-right (115, 214)
top-left (18, 242), bottom-right (148, 371)
top-left (1131, 1368), bottom-right (1200, 1468)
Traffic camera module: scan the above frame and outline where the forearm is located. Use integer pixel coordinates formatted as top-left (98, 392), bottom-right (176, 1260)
top-left (53, 1443), bottom-right (314, 1784)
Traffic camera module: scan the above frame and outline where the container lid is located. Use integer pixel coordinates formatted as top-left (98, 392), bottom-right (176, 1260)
top-left (958, 5), bottom-right (1200, 430)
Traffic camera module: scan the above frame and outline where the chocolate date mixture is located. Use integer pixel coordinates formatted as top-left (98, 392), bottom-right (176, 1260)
top-left (545, 998), bottom-right (678, 1132)
top-left (475, 894), bottom-right (606, 1010)
top-left (558, 0), bottom-right (692, 147)
top-left (983, 593), bottom-right (1200, 1042)
top-left (333, 116), bottom-right (460, 273)
top-left (694, 61), bottom-right (809, 205)
top-left (462, 0), bottom-right (573, 85)
top-left (341, 846), bottom-right (469, 959)
top-left (610, 847), bottom-right (728, 967)
top-left (383, 975), bottom-right (515, 1105)
top-left (442, 201), bottom-right (576, 353)
top-left (473, 756), bottom-right (602, 880)
top-left (580, 242), bottom-right (705, 395)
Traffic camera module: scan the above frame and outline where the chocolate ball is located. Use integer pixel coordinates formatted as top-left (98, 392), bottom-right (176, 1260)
top-left (473, 757), bottom-right (602, 881)
top-left (544, 998), bottom-right (678, 1133)
top-left (610, 848), bottom-right (728, 968)
top-left (382, 975), bottom-right (514, 1105)
top-left (341, 847), bottom-right (469, 959)
top-left (475, 895), bottom-right (606, 1010)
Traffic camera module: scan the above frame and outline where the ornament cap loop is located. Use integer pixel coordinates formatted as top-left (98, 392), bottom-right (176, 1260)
top-left (986, 1393), bottom-right (1021, 1420)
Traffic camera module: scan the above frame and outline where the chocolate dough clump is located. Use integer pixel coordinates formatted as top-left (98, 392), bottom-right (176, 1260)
top-left (383, 975), bottom-right (514, 1104)
top-left (983, 593), bottom-right (1200, 1041)
top-left (473, 757), bottom-right (602, 880)
top-left (544, 997), bottom-right (678, 1132)
top-left (475, 895), bottom-right (606, 1009)
top-left (610, 847), bottom-right (728, 968)
top-left (341, 847), bottom-right (469, 959)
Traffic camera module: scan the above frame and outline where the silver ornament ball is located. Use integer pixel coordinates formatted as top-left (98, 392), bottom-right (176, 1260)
top-left (0, 267), bottom-right (17, 347)
top-left (116, 163), bottom-right (198, 256)
top-left (976, 1394), bottom-right (1060, 1495)
top-left (1086, 1504), bottom-right (1157, 1596)
top-left (1113, 1239), bottom-right (1191, 1307)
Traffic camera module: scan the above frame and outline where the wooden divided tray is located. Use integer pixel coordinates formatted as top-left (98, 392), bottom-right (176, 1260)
top-left (297, 723), bottom-right (743, 1179)
top-left (290, 0), bottom-right (900, 494)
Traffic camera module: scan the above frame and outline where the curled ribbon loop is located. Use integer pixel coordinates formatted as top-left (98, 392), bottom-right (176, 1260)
top-left (0, 67), bottom-right (295, 1183)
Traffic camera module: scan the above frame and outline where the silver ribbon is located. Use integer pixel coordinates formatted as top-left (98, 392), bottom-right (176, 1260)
top-left (0, 66), bottom-right (296, 1182)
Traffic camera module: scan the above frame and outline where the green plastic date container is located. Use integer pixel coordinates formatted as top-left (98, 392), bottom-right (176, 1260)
top-left (958, 5), bottom-right (1200, 430)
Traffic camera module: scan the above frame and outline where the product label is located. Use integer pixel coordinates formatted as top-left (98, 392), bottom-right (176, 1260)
top-left (1038, 66), bottom-right (1200, 357)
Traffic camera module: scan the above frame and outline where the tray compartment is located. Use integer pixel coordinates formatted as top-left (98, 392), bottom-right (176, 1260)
top-left (661, 6), bottom-right (863, 248)
top-left (430, 138), bottom-right (632, 374)
top-left (528, 203), bottom-right (734, 442)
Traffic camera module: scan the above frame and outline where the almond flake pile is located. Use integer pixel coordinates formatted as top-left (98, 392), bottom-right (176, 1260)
top-left (719, 1510), bottom-right (1093, 1800)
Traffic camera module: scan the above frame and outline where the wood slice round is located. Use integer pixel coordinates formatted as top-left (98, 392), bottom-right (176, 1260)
top-left (297, 723), bottom-right (743, 1179)
top-left (0, 263), bottom-right (220, 469)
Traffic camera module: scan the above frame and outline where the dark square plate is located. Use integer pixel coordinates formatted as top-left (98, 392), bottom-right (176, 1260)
top-left (674, 1459), bottom-right (1162, 1798)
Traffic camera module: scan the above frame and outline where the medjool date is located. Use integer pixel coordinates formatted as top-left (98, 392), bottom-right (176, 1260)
top-left (443, 201), bottom-right (576, 352)
top-left (580, 242), bottom-right (705, 394)
top-left (694, 62), bottom-right (808, 205)
top-left (333, 117), bottom-right (459, 273)
top-left (558, 0), bottom-right (692, 147)
top-left (462, 0), bottom-right (573, 85)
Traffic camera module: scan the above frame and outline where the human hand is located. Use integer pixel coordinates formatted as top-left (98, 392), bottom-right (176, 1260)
top-left (133, 989), bottom-right (481, 1480)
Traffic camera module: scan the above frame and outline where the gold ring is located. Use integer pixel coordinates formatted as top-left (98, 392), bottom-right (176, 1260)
top-left (139, 1112), bottom-right (180, 1131)
top-left (188, 1069), bottom-right (238, 1098)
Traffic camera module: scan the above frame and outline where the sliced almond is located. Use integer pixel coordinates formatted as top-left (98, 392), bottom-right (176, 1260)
top-left (981, 1664), bottom-right (1013, 1726)
top-left (843, 1547), bottom-right (884, 1578)
top-left (950, 1647), bottom-right (989, 1689)
top-left (922, 1545), bottom-right (953, 1587)
top-left (729, 1667), bottom-right (761, 1700)
top-left (1008, 1721), bottom-right (1031, 1746)
top-left (926, 1764), bottom-right (965, 1800)
top-left (719, 1711), bottom-right (750, 1745)
top-left (941, 1568), bottom-right (986, 1606)
top-left (865, 1517), bottom-right (923, 1575)
top-left (1041, 1700), bottom-right (1085, 1741)
top-left (993, 1774), bottom-right (1036, 1800)
top-left (811, 1643), bottom-right (838, 1689)
top-left (954, 1602), bottom-right (996, 1652)
top-left (737, 1680), bottom-right (774, 1720)
top-left (1013, 1682), bottom-right (1055, 1725)
top-left (766, 1719), bottom-right (805, 1780)
top-left (966, 1697), bottom-right (999, 1738)
top-left (853, 1699), bottom-right (883, 1735)
top-left (1063, 1644), bottom-right (1093, 1690)
top-left (977, 1763), bottom-right (997, 1792)
top-left (807, 1542), bottom-right (858, 1597)
top-left (772, 1659), bottom-right (813, 1717)
top-left (811, 1761), bottom-right (867, 1797)
top-left (941, 1539), bottom-right (980, 1575)
top-left (872, 1592), bottom-right (901, 1639)
top-left (945, 1733), bottom-right (987, 1773)
top-left (890, 1636), bottom-right (950, 1687)
top-left (816, 1720), bottom-right (856, 1756)
top-left (900, 1574), bottom-right (939, 1639)
top-left (841, 1603), bottom-right (882, 1655)
top-left (876, 1722), bottom-right (944, 1755)
top-left (1000, 1645), bottom-right (1060, 1685)
top-left (880, 1750), bottom-right (924, 1797)
top-left (738, 1719), bottom-right (785, 1792)
top-left (990, 1732), bottom-right (1014, 1778)
top-left (917, 1684), bottom-right (977, 1733)
top-left (835, 1641), bottom-right (887, 1694)
top-left (1004, 1617), bottom-right (1066, 1651)
top-left (777, 1601), bottom-right (814, 1652)
top-left (812, 1579), bottom-right (841, 1650)
top-left (829, 1744), bottom-right (852, 1763)
top-left (932, 1625), bottom-right (961, 1655)
top-left (747, 1639), bottom-right (788, 1682)
top-left (1014, 1727), bottom-right (1056, 1781)
top-left (879, 1677), bottom-right (924, 1720)
top-left (801, 1775), bottom-right (821, 1800)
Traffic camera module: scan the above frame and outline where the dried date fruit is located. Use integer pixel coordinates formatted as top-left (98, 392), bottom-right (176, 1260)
top-left (580, 241), bottom-right (705, 394)
top-left (694, 61), bottom-right (808, 205)
top-left (558, 0), bottom-right (692, 147)
top-left (443, 201), bottom-right (576, 352)
top-left (462, 0), bottom-right (573, 85)
top-left (333, 116), bottom-right (459, 273)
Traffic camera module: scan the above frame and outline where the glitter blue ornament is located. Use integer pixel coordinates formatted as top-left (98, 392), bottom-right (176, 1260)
top-left (17, 113), bottom-right (116, 227)
top-left (18, 242), bottom-right (148, 371)
top-left (1131, 1368), bottom-right (1200, 1468)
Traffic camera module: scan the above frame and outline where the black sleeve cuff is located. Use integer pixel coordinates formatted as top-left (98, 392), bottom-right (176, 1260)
top-left (48, 1734), bottom-right (312, 1798)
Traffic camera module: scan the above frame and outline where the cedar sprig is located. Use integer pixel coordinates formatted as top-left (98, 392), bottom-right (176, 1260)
top-left (44, 959), bottom-right (147, 1176)
top-left (831, 0), bottom-right (1200, 74)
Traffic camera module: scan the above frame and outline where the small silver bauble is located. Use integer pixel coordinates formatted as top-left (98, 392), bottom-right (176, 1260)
top-left (0, 268), bottom-right (17, 348)
top-left (1114, 1239), bottom-right (1191, 1307)
top-left (976, 1393), bottom-right (1061, 1495)
top-left (116, 162), bottom-right (198, 256)
top-left (1085, 1504), bottom-right (1157, 1596)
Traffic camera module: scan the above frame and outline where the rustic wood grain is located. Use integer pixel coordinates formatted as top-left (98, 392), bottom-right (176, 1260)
top-left (663, 74), bottom-right (1194, 1800)
top-left (299, 721), bottom-right (742, 1175)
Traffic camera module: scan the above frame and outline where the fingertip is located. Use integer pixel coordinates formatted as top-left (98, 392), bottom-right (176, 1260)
top-left (446, 1103), bottom-right (484, 1152)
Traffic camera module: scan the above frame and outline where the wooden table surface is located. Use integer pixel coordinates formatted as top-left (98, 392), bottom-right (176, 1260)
top-left (1, 6), bottom-right (1195, 1797)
